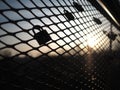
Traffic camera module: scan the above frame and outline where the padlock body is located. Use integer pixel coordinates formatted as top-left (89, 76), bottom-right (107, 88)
top-left (64, 11), bottom-right (74, 20)
top-left (93, 17), bottom-right (102, 24)
top-left (34, 30), bottom-right (51, 45)
top-left (73, 2), bottom-right (84, 12)
top-left (107, 33), bottom-right (117, 41)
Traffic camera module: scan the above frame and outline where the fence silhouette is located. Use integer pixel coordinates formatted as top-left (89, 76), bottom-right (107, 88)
top-left (0, 0), bottom-right (120, 89)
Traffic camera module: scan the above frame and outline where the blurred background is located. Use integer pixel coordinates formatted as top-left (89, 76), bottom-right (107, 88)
top-left (0, 0), bottom-right (120, 90)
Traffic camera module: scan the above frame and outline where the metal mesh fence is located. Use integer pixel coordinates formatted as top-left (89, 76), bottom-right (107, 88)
top-left (0, 0), bottom-right (120, 89)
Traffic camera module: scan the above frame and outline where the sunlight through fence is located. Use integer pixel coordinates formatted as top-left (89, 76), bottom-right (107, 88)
top-left (0, 0), bottom-right (120, 89)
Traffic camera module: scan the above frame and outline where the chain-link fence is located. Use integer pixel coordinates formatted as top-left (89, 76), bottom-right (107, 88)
top-left (0, 0), bottom-right (120, 89)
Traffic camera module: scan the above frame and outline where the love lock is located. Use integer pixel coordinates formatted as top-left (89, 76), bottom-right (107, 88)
top-left (107, 32), bottom-right (117, 41)
top-left (93, 17), bottom-right (102, 24)
top-left (73, 2), bottom-right (84, 12)
top-left (64, 10), bottom-right (74, 20)
top-left (32, 25), bottom-right (51, 45)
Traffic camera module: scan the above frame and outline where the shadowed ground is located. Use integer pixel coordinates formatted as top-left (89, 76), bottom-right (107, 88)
top-left (0, 50), bottom-right (120, 90)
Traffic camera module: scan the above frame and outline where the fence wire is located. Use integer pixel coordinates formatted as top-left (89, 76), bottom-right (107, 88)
top-left (0, 0), bottom-right (120, 89)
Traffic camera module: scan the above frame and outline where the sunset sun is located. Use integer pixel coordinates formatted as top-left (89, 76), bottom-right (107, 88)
top-left (87, 36), bottom-right (96, 48)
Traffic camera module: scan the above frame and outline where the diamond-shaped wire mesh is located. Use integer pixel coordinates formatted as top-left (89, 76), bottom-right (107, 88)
top-left (0, 0), bottom-right (120, 89)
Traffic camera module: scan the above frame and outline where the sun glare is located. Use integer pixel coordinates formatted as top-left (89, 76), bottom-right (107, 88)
top-left (87, 36), bottom-right (96, 48)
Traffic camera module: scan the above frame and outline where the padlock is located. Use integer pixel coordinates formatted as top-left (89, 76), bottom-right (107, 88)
top-left (107, 32), bottom-right (117, 41)
top-left (32, 25), bottom-right (51, 45)
top-left (73, 2), bottom-right (84, 12)
top-left (103, 30), bottom-right (107, 34)
top-left (64, 10), bottom-right (74, 20)
top-left (93, 17), bottom-right (102, 24)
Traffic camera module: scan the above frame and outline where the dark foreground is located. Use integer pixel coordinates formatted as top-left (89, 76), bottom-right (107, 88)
top-left (0, 51), bottom-right (120, 90)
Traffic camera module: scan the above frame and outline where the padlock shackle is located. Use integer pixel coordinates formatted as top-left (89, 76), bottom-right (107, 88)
top-left (64, 9), bottom-right (68, 13)
top-left (33, 29), bottom-right (36, 35)
top-left (32, 25), bottom-right (43, 34)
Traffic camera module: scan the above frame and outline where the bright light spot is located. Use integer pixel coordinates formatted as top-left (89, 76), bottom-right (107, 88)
top-left (87, 36), bottom-right (96, 48)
